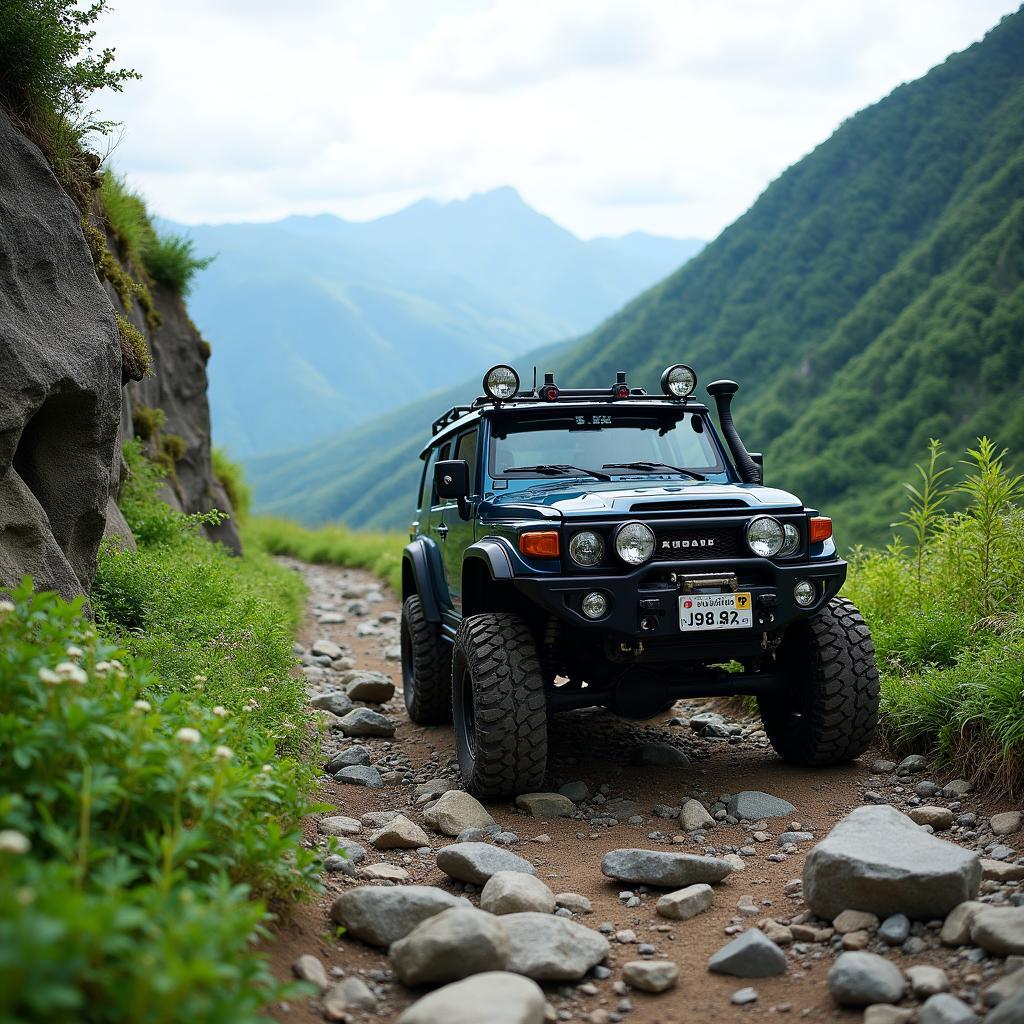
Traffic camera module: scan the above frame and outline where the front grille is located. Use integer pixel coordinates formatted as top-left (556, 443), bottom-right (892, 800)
top-left (653, 525), bottom-right (744, 560)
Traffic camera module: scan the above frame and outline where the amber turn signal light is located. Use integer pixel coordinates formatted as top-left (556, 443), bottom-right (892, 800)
top-left (809, 516), bottom-right (833, 544)
top-left (519, 531), bottom-right (560, 558)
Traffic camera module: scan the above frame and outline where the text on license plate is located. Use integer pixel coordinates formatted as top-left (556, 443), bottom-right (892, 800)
top-left (678, 592), bottom-right (752, 631)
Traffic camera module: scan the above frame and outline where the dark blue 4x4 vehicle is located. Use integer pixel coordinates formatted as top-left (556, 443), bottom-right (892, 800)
top-left (401, 363), bottom-right (879, 798)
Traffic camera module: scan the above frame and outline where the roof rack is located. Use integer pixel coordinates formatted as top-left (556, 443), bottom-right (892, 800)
top-left (431, 405), bottom-right (474, 436)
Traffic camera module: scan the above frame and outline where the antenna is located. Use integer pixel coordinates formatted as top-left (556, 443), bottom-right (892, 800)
top-left (532, 366), bottom-right (537, 395)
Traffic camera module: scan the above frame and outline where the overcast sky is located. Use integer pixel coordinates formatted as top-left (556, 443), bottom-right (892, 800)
top-left (93, 0), bottom-right (1019, 239)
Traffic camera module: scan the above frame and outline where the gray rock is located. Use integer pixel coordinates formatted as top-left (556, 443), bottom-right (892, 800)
top-left (325, 746), bottom-right (370, 772)
top-left (828, 952), bottom-right (905, 1007)
top-left (871, 760), bottom-right (898, 773)
top-left (690, 711), bottom-right (730, 737)
top-left (335, 764), bottom-right (383, 787)
top-left (361, 809), bottom-right (401, 828)
top-left (329, 885), bottom-right (469, 947)
top-left (558, 781), bottom-right (589, 803)
top-left (909, 806), bottom-right (954, 830)
top-left (940, 901), bottom-right (986, 946)
top-left (437, 843), bottom-right (537, 885)
top-left (631, 743), bottom-right (690, 767)
top-left (940, 779), bottom-right (972, 798)
top-left (731, 987), bottom-right (758, 1005)
top-left (501, 912), bottom-right (609, 980)
top-left (292, 953), bottom-right (329, 991)
top-left (988, 986), bottom-right (1024, 1024)
top-left (621, 960), bottom-right (678, 993)
top-left (322, 976), bottom-right (376, 1018)
top-left (337, 707), bottom-right (395, 737)
top-left (317, 815), bottom-right (362, 837)
top-left (917, 993), bottom-right (977, 1024)
top-left (708, 929), bottom-right (787, 977)
top-left (656, 883), bottom-right (714, 921)
top-left (397, 972), bottom-right (545, 1024)
top-left (777, 831), bottom-right (814, 845)
top-left (898, 754), bottom-right (928, 773)
top-left (727, 791), bottom-right (796, 821)
top-left (345, 672), bottom-right (396, 703)
top-left (863, 1007), bottom-right (914, 1024)
top-left (514, 792), bottom-right (575, 818)
top-left (879, 913), bottom-right (911, 946)
top-left (0, 108), bottom-right (124, 600)
top-left (311, 691), bottom-right (355, 717)
top-left (991, 811), bottom-right (1023, 836)
top-left (803, 805), bottom-right (981, 920)
top-left (424, 791), bottom-right (495, 837)
top-left (481, 871), bottom-right (556, 915)
top-left (970, 907), bottom-right (1024, 955)
top-left (311, 638), bottom-right (344, 660)
top-left (602, 848), bottom-right (732, 887)
top-left (983, 967), bottom-right (1024, 1008)
top-left (555, 892), bottom-right (592, 914)
top-left (906, 965), bottom-right (950, 998)
top-left (390, 906), bottom-right (510, 986)
top-left (680, 799), bottom-right (715, 832)
top-left (369, 814), bottom-right (430, 849)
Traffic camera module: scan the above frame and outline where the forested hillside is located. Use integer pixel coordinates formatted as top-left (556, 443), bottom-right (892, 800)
top-left (253, 9), bottom-right (1024, 546)
top-left (180, 189), bottom-right (701, 456)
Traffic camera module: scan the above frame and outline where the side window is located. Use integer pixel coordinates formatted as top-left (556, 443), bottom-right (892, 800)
top-left (454, 429), bottom-right (478, 494)
top-left (429, 442), bottom-right (451, 504)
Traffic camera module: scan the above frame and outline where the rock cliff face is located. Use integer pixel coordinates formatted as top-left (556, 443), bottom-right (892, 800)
top-left (0, 107), bottom-right (239, 600)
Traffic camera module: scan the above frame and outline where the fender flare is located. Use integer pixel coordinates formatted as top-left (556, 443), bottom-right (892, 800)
top-left (403, 539), bottom-right (444, 622)
top-left (464, 538), bottom-right (515, 580)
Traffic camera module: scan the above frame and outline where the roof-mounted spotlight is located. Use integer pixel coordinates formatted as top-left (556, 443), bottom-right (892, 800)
top-left (611, 370), bottom-right (630, 400)
top-left (483, 364), bottom-right (520, 402)
top-left (660, 363), bottom-right (697, 399)
top-left (539, 371), bottom-right (560, 402)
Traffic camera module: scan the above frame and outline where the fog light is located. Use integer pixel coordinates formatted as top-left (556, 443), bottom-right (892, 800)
top-left (794, 579), bottom-right (816, 607)
top-left (581, 591), bottom-right (609, 619)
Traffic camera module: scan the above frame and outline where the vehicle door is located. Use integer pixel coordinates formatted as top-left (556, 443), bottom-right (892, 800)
top-left (424, 441), bottom-right (452, 607)
top-left (440, 427), bottom-right (479, 615)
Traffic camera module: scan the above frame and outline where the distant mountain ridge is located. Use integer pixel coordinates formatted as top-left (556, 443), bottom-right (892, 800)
top-left (250, 8), bottom-right (1024, 547)
top-left (177, 188), bottom-right (702, 456)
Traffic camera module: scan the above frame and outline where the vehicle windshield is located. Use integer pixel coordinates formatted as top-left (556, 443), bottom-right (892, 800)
top-left (488, 410), bottom-right (727, 480)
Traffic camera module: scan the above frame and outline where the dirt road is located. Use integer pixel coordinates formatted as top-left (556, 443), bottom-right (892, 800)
top-left (266, 560), bottom-right (1018, 1023)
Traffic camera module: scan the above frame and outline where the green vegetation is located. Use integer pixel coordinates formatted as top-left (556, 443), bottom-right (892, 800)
top-left (143, 232), bottom-right (215, 295)
top-left (846, 438), bottom-right (1024, 790)
top-left (213, 447), bottom-right (252, 522)
top-left (249, 516), bottom-right (403, 594)
top-left (114, 312), bottom-right (152, 378)
top-left (131, 401), bottom-right (166, 442)
top-left (0, 445), bottom-right (321, 1023)
top-left (252, 10), bottom-right (1024, 548)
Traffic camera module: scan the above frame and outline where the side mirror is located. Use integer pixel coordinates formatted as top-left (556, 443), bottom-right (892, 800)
top-left (435, 460), bottom-right (470, 500)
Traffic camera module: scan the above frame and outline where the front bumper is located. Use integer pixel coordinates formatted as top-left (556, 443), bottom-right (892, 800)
top-left (511, 555), bottom-right (847, 640)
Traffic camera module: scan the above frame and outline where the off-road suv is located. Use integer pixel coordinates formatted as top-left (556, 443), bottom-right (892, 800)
top-left (401, 363), bottom-right (879, 798)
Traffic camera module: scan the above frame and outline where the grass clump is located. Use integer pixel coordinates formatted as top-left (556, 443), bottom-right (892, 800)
top-left (249, 516), bottom-right (403, 594)
top-left (847, 437), bottom-right (1024, 790)
top-left (213, 447), bottom-right (252, 522)
top-left (0, 445), bottom-right (323, 1022)
top-left (144, 233), bottom-right (215, 295)
top-left (131, 401), bottom-right (166, 442)
top-left (114, 312), bottom-right (151, 378)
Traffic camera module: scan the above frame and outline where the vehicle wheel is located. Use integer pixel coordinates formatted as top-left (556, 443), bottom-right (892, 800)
top-left (452, 613), bottom-right (548, 799)
top-left (401, 595), bottom-right (451, 724)
top-left (759, 596), bottom-right (879, 766)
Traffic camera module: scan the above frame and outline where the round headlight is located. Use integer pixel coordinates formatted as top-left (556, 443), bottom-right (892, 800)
top-left (569, 530), bottom-right (604, 566)
top-left (746, 515), bottom-right (784, 557)
top-left (581, 591), bottom-right (609, 619)
top-left (660, 363), bottom-right (697, 398)
top-left (482, 364), bottom-right (520, 401)
top-left (794, 579), bottom-right (817, 607)
top-left (615, 522), bottom-right (655, 565)
top-left (780, 523), bottom-right (800, 557)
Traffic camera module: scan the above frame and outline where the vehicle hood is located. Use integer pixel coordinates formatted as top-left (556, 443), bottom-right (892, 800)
top-left (487, 480), bottom-right (803, 517)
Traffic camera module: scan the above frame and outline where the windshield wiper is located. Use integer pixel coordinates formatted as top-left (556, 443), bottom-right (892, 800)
top-left (504, 464), bottom-right (612, 481)
top-left (603, 461), bottom-right (706, 481)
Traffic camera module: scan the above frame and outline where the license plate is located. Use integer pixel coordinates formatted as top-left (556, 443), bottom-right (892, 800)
top-left (679, 592), bottom-right (752, 631)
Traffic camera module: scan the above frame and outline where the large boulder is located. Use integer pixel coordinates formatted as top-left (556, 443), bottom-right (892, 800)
top-left (803, 805), bottom-right (981, 920)
top-left (0, 109), bottom-right (122, 599)
top-left (389, 907), bottom-right (510, 986)
top-left (501, 912), bottom-right (609, 980)
top-left (329, 885), bottom-right (469, 947)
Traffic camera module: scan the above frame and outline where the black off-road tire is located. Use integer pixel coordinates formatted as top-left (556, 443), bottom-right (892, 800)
top-left (452, 613), bottom-right (548, 799)
top-left (759, 596), bottom-right (879, 766)
top-left (400, 595), bottom-right (451, 724)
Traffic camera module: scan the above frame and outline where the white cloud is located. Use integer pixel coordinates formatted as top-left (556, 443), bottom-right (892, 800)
top-left (92, 0), bottom-right (1020, 238)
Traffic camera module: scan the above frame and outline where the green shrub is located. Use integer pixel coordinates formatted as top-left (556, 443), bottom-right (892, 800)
top-left (248, 516), bottom-right (403, 594)
top-left (131, 402), bottom-right (166, 442)
top-left (848, 437), bottom-right (1024, 790)
top-left (100, 169), bottom-right (150, 264)
top-left (212, 447), bottom-right (252, 521)
top-left (115, 312), bottom-right (152, 378)
top-left (143, 232), bottom-right (215, 295)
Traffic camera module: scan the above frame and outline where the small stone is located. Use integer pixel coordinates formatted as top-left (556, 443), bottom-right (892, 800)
top-left (727, 792), bottom-right (796, 821)
top-left (631, 743), bottom-right (690, 767)
top-left (481, 872), bottom-right (556, 915)
top-left (502, 913), bottom-right (610, 981)
top-left (917, 993), bottom-right (978, 1024)
top-left (393, 970), bottom-right (540, 1024)
top-left (680, 799), bottom-right (715, 831)
top-left (759, 919), bottom-right (793, 946)
top-left (558, 781), bottom-right (589, 802)
top-left (777, 831), bottom-right (813, 845)
top-left (708, 928), bottom-right (787, 978)
top-left (330, 885), bottom-right (469, 947)
top-left (863, 1008), bottom-right (914, 1024)
top-left (833, 910), bottom-right (880, 934)
top-left (311, 638), bottom-right (344, 659)
top-left (424, 791), bottom-right (496, 837)
top-left (361, 810), bottom-right (401, 828)
top-left (310, 691), bottom-right (354, 716)
top-left (970, 906), bottom-right (1024, 955)
top-left (437, 842), bottom-right (537, 885)
top-left (318, 815), bottom-right (362, 837)
top-left (555, 892), bottom-right (592, 915)
top-left (982, 859), bottom-right (1024, 882)
top-left (324, 746), bottom-right (371, 772)
top-left (656, 883), bottom-right (714, 921)
top-left (621, 960), bottom-right (678, 993)
top-left (337, 707), bottom-right (395, 737)
top-left (515, 793), bottom-right (575, 818)
top-left (909, 806), bottom-right (954, 830)
top-left (346, 672), bottom-right (396, 703)
top-left (601, 848), bottom-right (732, 887)
top-left (828, 951), bottom-right (905, 1007)
top-left (615, 929), bottom-right (637, 944)
top-left (941, 779), bottom-right (972, 798)
top-left (897, 754), bottom-right (928, 774)
top-left (360, 862), bottom-right (410, 881)
top-left (906, 965), bottom-right (950, 998)
top-left (731, 987), bottom-right (758, 1005)
top-left (940, 901), bottom-right (986, 946)
top-left (336, 764), bottom-right (384, 787)
top-left (879, 914), bottom-right (911, 945)
top-left (322, 977), bottom-right (377, 1019)
top-left (991, 811), bottom-right (1022, 836)
top-left (389, 907), bottom-right (510, 986)
top-left (871, 760), bottom-right (898, 773)
top-left (370, 814), bottom-right (430, 849)
top-left (842, 930), bottom-right (871, 950)
top-left (292, 953), bottom-right (329, 991)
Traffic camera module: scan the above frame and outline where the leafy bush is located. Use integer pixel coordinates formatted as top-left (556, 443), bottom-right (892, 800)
top-left (248, 516), bottom-right (403, 594)
top-left (847, 437), bottom-right (1024, 789)
top-left (213, 447), bottom-right (252, 521)
top-left (132, 401), bottom-right (166, 442)
top-left (143, 232), bottom-right (215, 295)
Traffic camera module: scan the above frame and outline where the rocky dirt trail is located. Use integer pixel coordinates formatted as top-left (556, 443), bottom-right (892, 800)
top-left (266, 559), bottom-right (1024, 1024)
